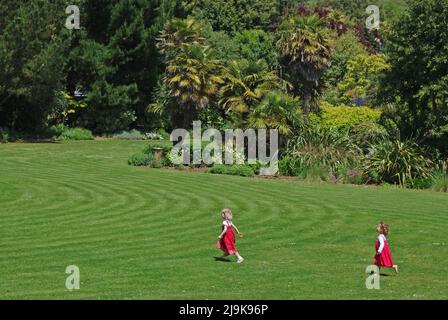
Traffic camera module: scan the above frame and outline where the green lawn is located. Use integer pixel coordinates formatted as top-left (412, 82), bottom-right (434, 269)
top-left (0, 140), bottom-right (447, 299)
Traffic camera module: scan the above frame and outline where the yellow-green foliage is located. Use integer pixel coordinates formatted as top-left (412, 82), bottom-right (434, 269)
top-left (338, 53), bottom-right (390, 101)
top-left (61, 91), bottom-right (87, 120)
top-left (311, 102), bottom-right (381, 129)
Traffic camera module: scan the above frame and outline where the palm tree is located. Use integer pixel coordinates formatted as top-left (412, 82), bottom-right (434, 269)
top-left (248, 91), bottom-right (302, 150)
top-left (156, 18), bottom-right (205, 60)
top-left (156, 18), bottom-right (225, 128)
top-left (164, 44), bottom-right (225, 127)
top-left (248, 91), bottom-right (302, 136)
top-left (325, 9), bottom-right (349, 35)
top-left (219, 59), bottom-right (290, 125)
top-left (276, 14), bottom-right (332, 118)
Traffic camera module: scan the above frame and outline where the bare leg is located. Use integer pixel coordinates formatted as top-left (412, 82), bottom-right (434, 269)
top-left (235, 251), bottom-right (244, 263)
top-left (393, 265), bottom-right (399, 273)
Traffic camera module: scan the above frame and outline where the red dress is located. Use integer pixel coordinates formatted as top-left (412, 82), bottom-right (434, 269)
top-left (217, 220), bottom-right (237, 255)
top-left (373, 235), bottom-right (394, 268)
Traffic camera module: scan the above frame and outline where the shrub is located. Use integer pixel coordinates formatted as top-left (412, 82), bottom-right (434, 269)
top-left (310, 103), bottom-right (388, 152)
top-left (248, 161), bottom-right (262, 175)
top-left (112, 130), bottom-right (165, 140)
top-left (349, 122), bottom-right (389, 151)
top-left (431, 174), bottom-right (448, 192)
top-left (145, 132), bottom-right (164, 140)
top-left (207, 165), bottom-right (255, 177)
top-left (113, 130), bottom-right (146, 140)
top-left (144, 143), bottom-right (171, 161)
top-left (149, 139), bottom-right (263, 168)
top-left (175, 164), bottom-right (185, 171)
top-left (159, 140), bottom-right (210, 167)
top-left (142, 142), bottom-right (174, 167)
top-left (310, 103), bottom-right (382, 130)
top-left (1, 128), bottom-right (9, 143)
top-left (150, 159), bottom-right (163, 168)
top-left (56, 127), bottom-right (94, 141)
top-left (128, 152), bottom-right (154, 167)
top-left (411, 177), bottom-right (434, 190)
top-left (279, 156), bottom-right (303, 177)
top-left (156, 129), bottom-right (170, 140)
top-left (142, 142), bottom-right (172, 155)
top-left (363, 139), bottom-right (433, 186)
top-left (430, 160), bottom-right (448, 192)
top-left (299, 165), bottom-right (332, 182)
top-left (343, 168), bottom-right (364, 185)
top-left (284, 126), bottom-right (362, 174)
top-left (49, 124), bottom-right (67, 136)
top-left (279, 156), bottom-right (334, 181)
top-left (335, 165), bottom-right (365, 185)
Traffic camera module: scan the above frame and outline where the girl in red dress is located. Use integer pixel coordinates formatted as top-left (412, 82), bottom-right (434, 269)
top-left (216, 208), bottom-right (244, 263)
top-left (372, 222), bottom-right (398, 273)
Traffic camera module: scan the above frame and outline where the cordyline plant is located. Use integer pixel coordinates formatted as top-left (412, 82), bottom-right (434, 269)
top-left (363, 139), bottom-right (433, 187)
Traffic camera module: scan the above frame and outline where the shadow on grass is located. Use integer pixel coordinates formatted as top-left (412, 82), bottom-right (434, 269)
top-left (2, 138), bottom-right (60, 144)
top-left (214, 256), bottom-right (232, 263)
top-left (367, 272), bottom-right (392, 277)
top-left (22, 140), bottom-right (60, 144)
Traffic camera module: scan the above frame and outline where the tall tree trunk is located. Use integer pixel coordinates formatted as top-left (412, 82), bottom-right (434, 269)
top-left (183, 105), bottom-right (197, 129)
top-left (278, 133), bottom-right (284, 156)
top-left (302, 93), bottom-right (310, 123)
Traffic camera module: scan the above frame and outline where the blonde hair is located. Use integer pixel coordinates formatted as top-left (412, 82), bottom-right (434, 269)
top-left (221, 208), bottom-right (233, 220)
top-left (377, 221), bottom-right (389, 236)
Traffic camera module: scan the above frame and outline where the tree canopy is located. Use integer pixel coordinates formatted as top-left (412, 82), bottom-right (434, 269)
top-left (2, 0), bottom-right (448, 160)
top-left (379, 0), bottom-right (448, 152)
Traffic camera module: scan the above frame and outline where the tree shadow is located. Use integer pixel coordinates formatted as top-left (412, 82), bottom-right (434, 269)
top-left (367, 272), bottom-right (391, 277)
top-left (214, 256), bottom-right (232, 263)
top-left (4, 139), bottom-right (60, 144)
top-left (23, 140), bottom-right (60, 144)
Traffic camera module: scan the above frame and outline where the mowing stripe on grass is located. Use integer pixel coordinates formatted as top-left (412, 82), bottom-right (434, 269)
top-left (1, 140), bottom-right (448, 299)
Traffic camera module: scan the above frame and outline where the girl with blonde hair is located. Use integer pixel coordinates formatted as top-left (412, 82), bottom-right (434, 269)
top-left (216, 208), bottom-right (244, 263)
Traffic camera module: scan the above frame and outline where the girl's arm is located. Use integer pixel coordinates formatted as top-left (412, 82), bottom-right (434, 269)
top-left (218, 226), bottom-right (227, 239)
top-left (232, 224), bottom-right (243, 237)
top-left (377, 235), bottom-right (385, 254)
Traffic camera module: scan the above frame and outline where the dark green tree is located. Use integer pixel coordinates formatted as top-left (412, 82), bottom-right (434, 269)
top-left (67, 0), bottom-right (179, 133)
top-left (192, 0), bottom-right (278, 34)
top-left (312, 0), bottom-right (407, 25)
top-left (234, 30), bottom-right (279, 68)
top-left (0, 0), bottom-right (69, 131)
top-left (379, 0), bottom-right (448, 154)
top-left (321, 31), bottom-right (367, 104)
